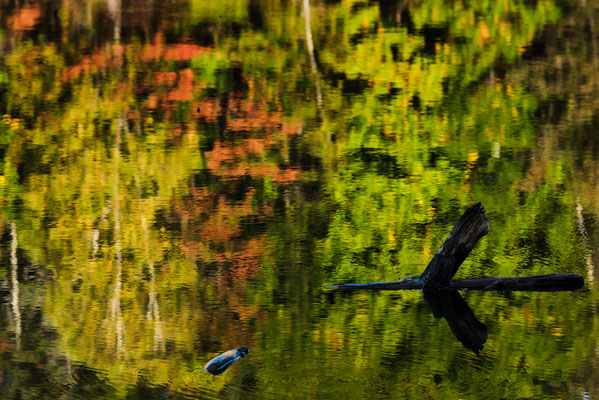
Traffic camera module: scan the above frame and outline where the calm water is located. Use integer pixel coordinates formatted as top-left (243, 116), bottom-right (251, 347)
top-left (0, 0), bottom-right (598, 399)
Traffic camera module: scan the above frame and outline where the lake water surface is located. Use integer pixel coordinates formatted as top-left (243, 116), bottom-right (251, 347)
top-left (0, 0), bottom-right (598, 399)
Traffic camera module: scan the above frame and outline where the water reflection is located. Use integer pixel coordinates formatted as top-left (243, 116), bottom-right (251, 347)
top-left (9, 223), bottom-right (21, 350)
top-left (0, 0), bottom-right (599, 398)
top-left (424, 290), bottom-right (487, 353)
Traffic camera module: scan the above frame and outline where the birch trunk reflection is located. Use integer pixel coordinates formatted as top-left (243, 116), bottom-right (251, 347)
top-left (108, 0), bottom-right (121, 43)
top-left (108, 113), bottom-right (125, 356)
top-left (303, 0), bottom-right (323, 110)
top-left (576, 199), bottom-right (595, 281)
top-left (10, 222), bottom-right (21, 350)
top-left (143, 217), bottom-right (165, 355)
top-left (107, 0), bottom-right (125, 357)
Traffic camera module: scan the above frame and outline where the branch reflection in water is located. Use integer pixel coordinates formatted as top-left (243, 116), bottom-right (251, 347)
top-left (423, 290), bottom-right (488, 353)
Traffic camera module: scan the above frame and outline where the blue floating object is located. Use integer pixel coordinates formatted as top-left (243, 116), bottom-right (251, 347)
top-left (203, 346), bottom-right (250, 375)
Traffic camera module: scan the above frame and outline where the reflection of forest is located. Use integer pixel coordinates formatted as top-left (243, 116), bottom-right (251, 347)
top-left (0, 0), bottom-right (597, 398)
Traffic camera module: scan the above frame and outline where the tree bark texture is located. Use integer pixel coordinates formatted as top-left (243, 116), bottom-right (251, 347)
top-left (420, 201), bottom-right (489, 286)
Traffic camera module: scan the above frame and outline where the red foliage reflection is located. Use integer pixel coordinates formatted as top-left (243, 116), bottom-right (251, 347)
top-left (58, 28), bottom-right (302, 286)
top-left (11, 6), bottom-right (41, 31)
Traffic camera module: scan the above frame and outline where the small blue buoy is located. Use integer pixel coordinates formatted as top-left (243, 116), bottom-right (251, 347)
top-left (203, 346), bottom-right (250, 375)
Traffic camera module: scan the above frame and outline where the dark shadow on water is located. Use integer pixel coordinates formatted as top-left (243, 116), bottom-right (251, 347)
top-left (423, 290), bottom-right (488, 353)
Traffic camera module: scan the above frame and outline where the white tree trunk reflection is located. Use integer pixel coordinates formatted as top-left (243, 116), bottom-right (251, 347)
top-left (143, 217), bottom-right (165, 355)
top-left (10, 222), bottom-right (21, 350)
top-left (303, 0), bottom-right (323, 110)
top-left (109, 113), bottom-right (125, 356)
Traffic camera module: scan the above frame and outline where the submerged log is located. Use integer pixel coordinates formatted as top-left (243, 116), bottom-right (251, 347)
top-left (327, 273), bottom-right (585, 292)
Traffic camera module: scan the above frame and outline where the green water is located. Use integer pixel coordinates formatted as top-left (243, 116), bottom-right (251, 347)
top-left (0, 0), bottom-right (598, 398)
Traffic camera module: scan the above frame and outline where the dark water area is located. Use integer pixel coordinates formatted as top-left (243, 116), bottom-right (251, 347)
top-left (0, 0), bottom-right (598, 399)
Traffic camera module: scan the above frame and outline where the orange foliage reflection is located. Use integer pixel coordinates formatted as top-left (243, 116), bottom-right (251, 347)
top-left (11, 6), bottom-right (41, 32)
top-left (177, 96), bottom-right (301, 283)
top-left (142, 33), bottom-right (211, 62)
top-left (205, 140), bottom-right (300, 183)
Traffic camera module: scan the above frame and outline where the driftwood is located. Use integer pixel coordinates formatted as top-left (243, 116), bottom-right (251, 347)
top-left (328, 202), bottom-right (585, 292)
